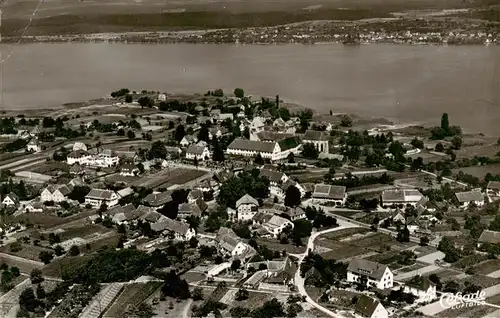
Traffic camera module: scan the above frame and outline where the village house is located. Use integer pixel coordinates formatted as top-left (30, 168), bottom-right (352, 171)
top-left (283, 206), bottom-right (307, 221)
top-left (85, 189), bottom-right (119, 208)
top-left (381, 189), bottom-right (424, 207)
top-left (455, 190), bottom-right (485, 208)
top-left (2, 192), bottom-right (20, 207)
top-left (236, 194), bottom-right (259, 221)
top-left (227, 137), bottom-right (301, 161)
top-left (110, 204), bottom-right (137, 224)
top-left (312, 184), bottom-right (347, 205)
top-left (478, 230), bottom-right (500, 248)
top-left (487, 181), bottom-right (500, 201)
top-left (27, 139), bottom-right (42, 152)
top-left (187, 189), bottom-right (203, 203)
top-left (73, 142), bottom-right (88, 152)
top-left (67, 150), bottom-right (91, 165)
top-left (180, 135), bottom-right (197, 147)
top-left (24, 202), bottom-right (44, 213)
top-left (302, 130), bottom-right (329, 153)
top-left (218, 113), bottom-right (234, 122)
top-left (40, 185), bottom-right (72, 203)
top-left (262, 215), bottom-right (294, 238)
top-left (119, 163), bottom-right (139, 177)
top-left (217, 228), bottom-right (256, 259)
top-left (143, 192), bottom-right (172, 208)
top-left (251, 131), bottom-right (294, 143)
top-left (208, 126), bottom-right (228, 140)
top-left (185, 144), bottom-right (211, 161)
top-left (150, 218), bottom-right (196, 241)
top-left (178, 202), bottom-right (203, 219)
top-left (354, 295), bottom-right (388, 318)
top-left (347, 259), bottom-right (393, 289)
top-left (403, 276), bottom-right (437, 300)
top-left (250, 117), bottom-right (265, 133)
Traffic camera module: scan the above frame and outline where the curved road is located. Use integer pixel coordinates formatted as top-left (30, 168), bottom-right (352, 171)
top-left (293, 219), bottom-right (358, 318)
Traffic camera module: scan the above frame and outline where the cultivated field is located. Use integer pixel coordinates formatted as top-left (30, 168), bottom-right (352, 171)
top-left (41, 254), bottom-right (93, 278)
top-left (135, 168), bottom-right (206, 189)
top-left (105, 282), bottom-right (163, 317)
top-left (2, 0), bottom-right (489, 36)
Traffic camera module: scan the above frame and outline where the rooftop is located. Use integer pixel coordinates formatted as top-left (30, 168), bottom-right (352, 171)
top-left (228, 138), bottom-right (276, 153)
top-left (312, 184), bottom-right (346, 200)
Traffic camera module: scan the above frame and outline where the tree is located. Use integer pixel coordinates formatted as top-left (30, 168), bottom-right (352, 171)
top-left (254, 153), bottom-right (265, 165)
top-left (127, 130), bottom-right (136, 139)
top-left (435, 142), bottom-right (445, 152)
top-left (235, 288), bottom-right (249, 301)
top-left (117, 128), bottom-right (125, 136)
top-left (340, 115), bottom-right (353, 127)
top-left (99, 202), bottom-right (108, 213)
top-left (287, 152), bottom-right (295, 163)
top-left (441, 113), bottom-right (450, 134)
top-left (161, 270), bottom-right (190, 299)
top-left (36, 284), bottom-right (46, 299)
top-left (69, 245), bottom-right (80, 256)
top-left (278, 108), bottom-right (291, 121)
top-left (251, 298), bottom-right (286, 318)
top-left (19, 288), bottom-right (41, 313)
top-left (213, 139), bottom-right (225, 162)
top-left (410, 138), bottom-right (424, 149)
top-left (396, 226), bottom-right (410, 243)
top-left (451, 136), bottom-right (462, 150)
top-left (174, 125), bottom-right (186, 142)
top-left (138, 96), bottom-right (154, 108)
top-left (197, 125), bottom-right (210, 143)
top-left (231, 259), bottom-right (241, 272)
top-left (10, 267), bottom-right (20, 277)
top-left (301, 143), bottom-right (319, 159)
top-left (234, 88), bottom-right (245, 98)
top-left (284, 185), bottom-right (301, 207)
top-left (291, 219), bottom-right (313, 246)
top-left (125, 94), bottom-right (133, 103)
top-left (189, 237), bottom-right (198, 248)
top-left (54, 245), bottom-right (65, 256)
top-left (230, 307), bottom-right (251, 318)
top-left (490, 215), bottom-right (500, 231)
top-left (420, 236), bottom-right (429, 246)
top-left (192, 287), bottom-right (204, 301)
top-left (243, 127), bottom-right (250, 139)
top-left (30, 269), bottom-right (44, 284)
top-left (39, 251), bottom-right (54, 264)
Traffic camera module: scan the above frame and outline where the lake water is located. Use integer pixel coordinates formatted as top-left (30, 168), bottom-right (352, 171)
top-left (1, 43), bottom-right (500, 135)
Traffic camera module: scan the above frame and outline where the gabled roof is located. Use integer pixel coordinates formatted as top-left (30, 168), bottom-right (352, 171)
top-left (143, 192), bottom-right (172, 207)
top-left (253, 212), bottom-right (273, 224)
top-left (278, 137), bottom-right (301, 151)
top-left (260, 169), bottom-right (285, 184)
top-left (68, 150), bottom-right (89, 158)
top-left (355, 295), bottom-right (382, 318)
top-left (265, 215), bottom-right (291, 228)
top-left (256, 131), bottom-right (293, 142)
top-left (86, 189), bottom-right (116, 200)
top-left (312, 184), bottom-right (346, 200)
top-left (302, 130), bottom-right (328, 141)
top-left (4, 192), bottom-right (19, 203)
top-left (347, 259), bottom-right (389, 280)
top-left (236, 194), bottom-right (259, 208)
top-left (56, 185), bottom-right (72, 196)
top-left (479, 230), bottom-right (500, 244)
top-left (407, 276), bottom-right (435, 291)
top-left (488, 181), bottom-right (500, 191)
top-left (228, 138), bottom-right (276, 153)
top-left (151, 217), bottom-right (191, 234)
top-left (456, 191), bottom-right (484, 203)
top-left (186, 144), bottom-right (207, 156)
top-left (178, 203), bottom-right (202, 217)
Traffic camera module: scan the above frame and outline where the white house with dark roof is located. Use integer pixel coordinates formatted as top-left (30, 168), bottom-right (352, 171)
top-left (236, 194), bottom-right (259, 221)
top-left (151, 218), bottom-right (195, 241)
top-left (119, 163), bottom-right (139, 176)
top-left (381, 189), bottom-right (424, 207)
top-left (487, 181), bottom-right (500, 201)
top-left (67, 150), bottom-right (91, 165)
top-left (178, 203), bottom-right (202, 219)
top-left (27, 139), bottom-right (42, 152)
top-left (180, 135), bottom-right (197, 147)
top-left (455, 190), bottom-right (485, 208)
top-left (354, 295), bottom-right (388, 318)
top-left (478, 230), bottom-right (500, 248)
top-left (403, 276), bottom-right (437, 299)
top-left (185, 144), bottom-right (211, 161)
top-left (2, 192), bottom-right (20, 207)
top-left (262, 215), bottom-right (294, 238)
top-left (143, 191), bottom-right (172, 208)
top-left (312, 184), bottom-right (346, 205)
top-left (41, 185), bottom-right (72, 203)
top-left (347, 259), bottom-right (393, 289)
top-left (227, 138), bottom-right (301, 161)
top-left (302, 130), bottom-right (329, 153)
top-left (85, 189), bottom-right (119, 208)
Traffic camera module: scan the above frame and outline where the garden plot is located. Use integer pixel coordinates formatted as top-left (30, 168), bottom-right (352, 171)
top-left (473, 259), bottom-right (500, 276)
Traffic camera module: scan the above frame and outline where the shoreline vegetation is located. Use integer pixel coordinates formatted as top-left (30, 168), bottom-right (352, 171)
top-left (2, 6), bottom-right (500, 45)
